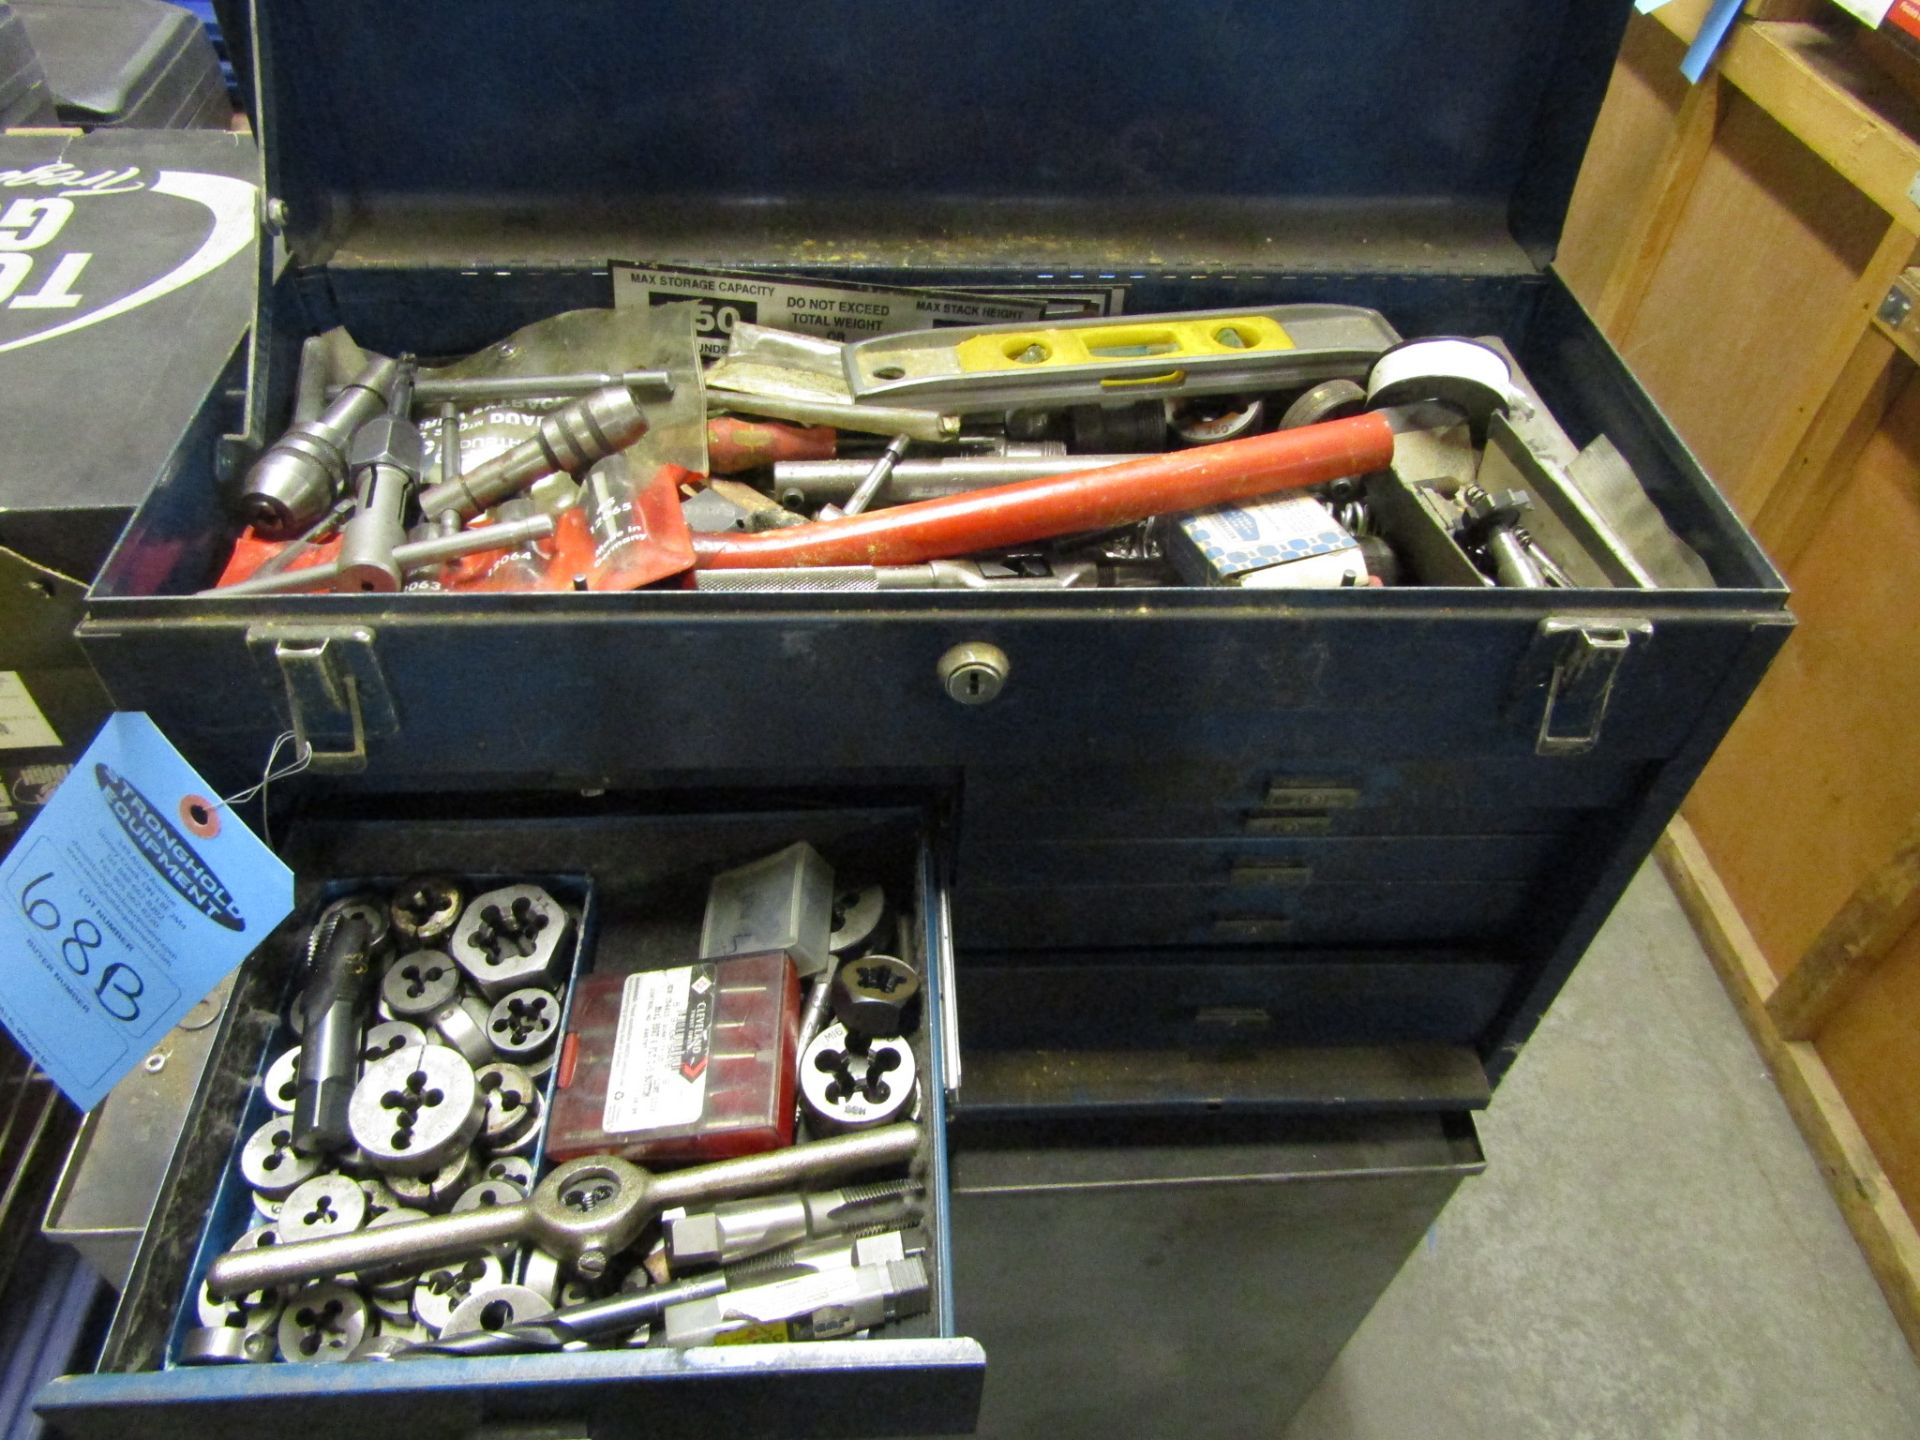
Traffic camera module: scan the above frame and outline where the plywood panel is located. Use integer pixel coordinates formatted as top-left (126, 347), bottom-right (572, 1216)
top-left (1819, 917), bottom-right (1920, 1230)
top-left (1660, 821), bottom-right (1920, 1355)
top-left (1615, 90), bottom-right (1889, 510)
top-left (1687, 368), bottom-right (1920, 970)
top-left (1558, 20), bottom-right (1692, 306)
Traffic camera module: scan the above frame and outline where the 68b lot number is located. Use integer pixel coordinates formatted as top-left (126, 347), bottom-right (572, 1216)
top-left (18, 870), bottom-right (147, 1021)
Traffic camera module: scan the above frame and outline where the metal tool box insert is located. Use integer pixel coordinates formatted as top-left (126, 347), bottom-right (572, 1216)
top-left (38, 806), bottom-right (981, 1437)
top-left (155, 871), bottom-right (598, 1369)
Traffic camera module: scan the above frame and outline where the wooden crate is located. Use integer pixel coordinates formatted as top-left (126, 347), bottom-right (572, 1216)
top-left (1562, 1), bottom-right (1920, 1361)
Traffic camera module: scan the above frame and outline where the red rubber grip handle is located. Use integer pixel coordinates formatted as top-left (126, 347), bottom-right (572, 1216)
top-left (691, 410), bottom-right (1398, 569)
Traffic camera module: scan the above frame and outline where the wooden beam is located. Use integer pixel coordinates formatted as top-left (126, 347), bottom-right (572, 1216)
top-left (1650, 14), bottom-right (1920, 230)
top-left (1739, 223), bottom-right (1919, 519)
top-left (1768, 812), bottom-right (1920, 1039)
top-left (1653, 0), bottom-right (1720, 39)
top-left (1595, 72), bottom-right (1725, 335)
top-left (1753, 326), bottom-right (1906, 569)
top-left (1658, 819), bottom-right (1920, 1364)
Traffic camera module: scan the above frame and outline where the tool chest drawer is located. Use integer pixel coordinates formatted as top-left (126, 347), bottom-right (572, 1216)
top-left (35, 806), bottom-right (982, 1440)
top-left (959, 952), bottom-right (1517, 1052)
top-left (960, 755), bottom-right (1658, 828)
top-left (959, 833), bottom-right (1560, 888)
top-left (966, 802), bottom-right (1609, 843)
top-left (946, 1108), bottom-right (1486, 1438)
top-left (955, 879), bottom-right (1531, 950)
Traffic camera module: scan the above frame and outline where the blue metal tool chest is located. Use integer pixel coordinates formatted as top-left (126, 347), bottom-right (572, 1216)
top-left (37, 1), bottom-right (1789, 1434)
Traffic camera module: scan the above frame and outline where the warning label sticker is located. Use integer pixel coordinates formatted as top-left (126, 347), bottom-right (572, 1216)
top-left (612, 261), bottom-right (1119, 360)
top-left (602, 963), bottom-right (716, 1134)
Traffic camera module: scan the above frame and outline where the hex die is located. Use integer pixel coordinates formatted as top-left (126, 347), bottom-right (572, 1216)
top-left (451, 885), bottom-right (573, 999)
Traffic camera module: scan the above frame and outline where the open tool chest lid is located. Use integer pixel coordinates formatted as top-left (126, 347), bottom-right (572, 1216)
top-left (251, 0), bottom-right (1633, 278)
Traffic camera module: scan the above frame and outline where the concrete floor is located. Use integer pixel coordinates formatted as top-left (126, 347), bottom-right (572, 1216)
top-left (1285, 863), bottom-right (1920, 1440)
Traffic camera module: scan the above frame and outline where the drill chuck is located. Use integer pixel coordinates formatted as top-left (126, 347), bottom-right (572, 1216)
top-left (240, 355), bottom-right (400, 537)
top-left (418, 384), bottom-right (650, 521)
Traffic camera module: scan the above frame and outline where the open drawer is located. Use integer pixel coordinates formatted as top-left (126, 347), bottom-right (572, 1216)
top-left (35, 804), bottom-right (983, 1439)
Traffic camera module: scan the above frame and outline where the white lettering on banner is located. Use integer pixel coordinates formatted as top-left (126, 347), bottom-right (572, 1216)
top-left (0, 163), bottom-right (147, 197)
top-left (0, 170), bottom-right (253, 355)
top-left (10, 254), bottom-right (89, 310)
top-left (0, 199), bottom-right (72, 251)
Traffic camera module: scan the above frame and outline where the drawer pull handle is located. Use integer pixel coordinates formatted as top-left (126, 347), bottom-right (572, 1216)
top-left (1229, 862), bottom-right (1313, 887)
top-left (1245, 812), bottom-right (1333, 836)
top-left (1211, 917), bottom-right (1293, 941)
top-left (1193, 1006), bottom-right (1272, 1032)
top-left (1262, 782), bottom-right (1359, 811)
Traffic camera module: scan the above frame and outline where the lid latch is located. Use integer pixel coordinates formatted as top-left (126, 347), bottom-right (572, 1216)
top-left (246, 625), bottom-right (395, 773)
top-left (1510, 617), bottom-right (1653, 757)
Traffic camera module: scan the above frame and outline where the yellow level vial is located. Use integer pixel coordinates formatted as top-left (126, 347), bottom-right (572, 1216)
top-left (953, 314), bottom-right (1295, 377)
top-left (844, 304), bottom-right (1399, 414)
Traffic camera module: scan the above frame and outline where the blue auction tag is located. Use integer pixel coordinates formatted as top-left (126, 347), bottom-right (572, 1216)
top-left (0, 713), bottom-right (293, 1110)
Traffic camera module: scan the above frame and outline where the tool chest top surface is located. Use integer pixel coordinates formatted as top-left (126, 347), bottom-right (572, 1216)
top-left (256, 0), bottom-right (1626, 273)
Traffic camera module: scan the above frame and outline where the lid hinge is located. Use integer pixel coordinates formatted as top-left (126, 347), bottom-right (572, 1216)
top-left (246, 625), bottom-right (396, 774)
top-left (1509, 616), bottom-right (1653, 757)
